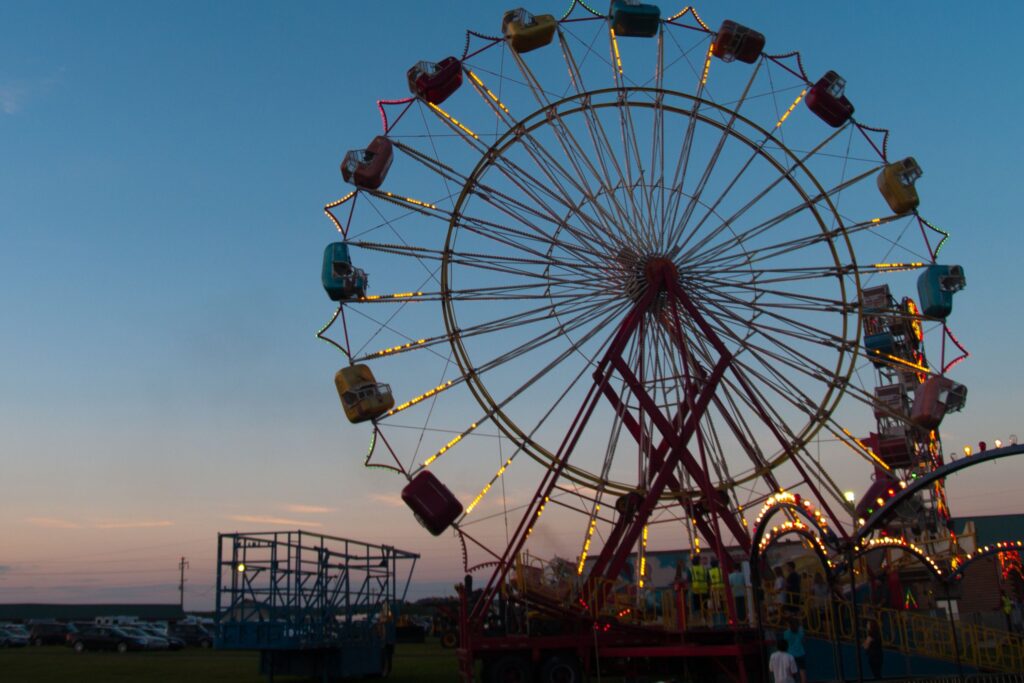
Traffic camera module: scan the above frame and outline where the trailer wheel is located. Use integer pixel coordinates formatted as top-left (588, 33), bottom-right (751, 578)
top-left (539, 654), bottom-right (582, 683)
top-left (486, 654), bottom-right (531, 683)
top-left (440, 630), bottom-right (458, 649)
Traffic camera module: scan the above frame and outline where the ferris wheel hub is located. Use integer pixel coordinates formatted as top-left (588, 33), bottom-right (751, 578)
top-left (618, 250), bottom-right (680, 304)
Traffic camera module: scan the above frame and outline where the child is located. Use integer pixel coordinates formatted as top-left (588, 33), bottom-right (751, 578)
top-left (769, 638), bottom-right (799, 683)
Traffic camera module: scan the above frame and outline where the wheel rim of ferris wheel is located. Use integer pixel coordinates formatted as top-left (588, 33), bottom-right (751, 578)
top-left (435, 85), bottom-right (861, 499)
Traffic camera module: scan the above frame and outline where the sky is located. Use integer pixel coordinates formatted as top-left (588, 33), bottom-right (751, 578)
top-left (2, 1), bottom-right (1023, 610)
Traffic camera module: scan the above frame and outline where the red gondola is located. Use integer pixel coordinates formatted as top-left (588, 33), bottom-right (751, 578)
top-left (712, 20), bottom-right (765, 64)
top-left (407, 57), bottom-right (463, 105)
top-left (341, 136), bottom-right (394, 190)
top-left (402, 471), bottom-right (463, 536)
top-left (805, 71), bottom-right (854, 127)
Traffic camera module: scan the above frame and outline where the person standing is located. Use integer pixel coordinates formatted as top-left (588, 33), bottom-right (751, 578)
top-left (1001, 590), bottom-right (1014, 632)
top-left (673, 558), bottom-right (689, 630)
top-left (862, 620), bottom-right (883, 680)
top-left (772, 566), bottom-right (786, 622)
top-left (709, 558), bottom-right (725, 625)
top-left (811, 573), bottom-right (829, 626)
top-left (785, 561), bottom-right (801, 616)
top-left (769, 638), bottom-right (799, 683)
top-left (783, 617), bottom-right (807, 683)
top-left (690, 555), bottom-right (709, 623)
top-left (729, 563), bottom-right (747, 623)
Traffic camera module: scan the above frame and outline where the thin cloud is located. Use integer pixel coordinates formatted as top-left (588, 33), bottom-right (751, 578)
top-left (25, 517), bottom-right (81, 529)
top-left (282, 504), bottom-right (335, 514)
top-left (0, 85), bottom-right (25, 114)
top-left (95, 520), bottom-right (174, 530)
top-left (228, 515), bottom-right (323, 528)
top-left (0, 68), bottom-right (64, 115)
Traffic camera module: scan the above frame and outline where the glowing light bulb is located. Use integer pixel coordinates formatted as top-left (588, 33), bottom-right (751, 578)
top-left (994, 439), bottom-right (1003, 449)
top-left (963, 445), bottom-right (972, 457)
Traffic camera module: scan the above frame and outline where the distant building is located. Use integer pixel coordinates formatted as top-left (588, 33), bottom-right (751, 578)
top-left (0, 603), bottom-right (184, 623)
top-left (952, 513), bottom-right (1024, 619)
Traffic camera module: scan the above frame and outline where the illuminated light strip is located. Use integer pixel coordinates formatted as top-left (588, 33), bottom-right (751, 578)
top-left (577, 506), bottom-right (601, 575)
top-left (667, 7), bottom-right (692, 21)
top-left (871, 262), bottom-right (925, 271)
top-left (757, 520), bottom-right (831, 563)
top-left (428, 102), bottom-right (479, 140)
top-left (465, 456), bottom-right (514, 514)
top-left (774, 89), bottom-right (807, 128)
top-left (871, 350), bottom-right (930, 374)
top-left (323, 192), bottom-right (357, 234)
top-left (466, 70), bottom-right (510, 114)
top-left (753, 490), bottom-right (832, 538)
top-left (372, 338), bottom-right (428, 358)
top-left (871, 218), bottom-right (882, 223)
top-left (359, 291), bottom-right (424, 302)
top-left (376, 97), bottom-right (415, 134)
top-left (422, 421), bottom-right (478, 467)
top-left (700, 43), bottom-right (714, 85)
top-left (688, 6), bottom-right (711, 30)
top-left (388, 380), bottom-right (454, 417)
top-left (943, 325), bottom-right (970, 374)
top-left (920, 217), bottom-right (950, 257)
top-left (840, 427), bottom-right (892, 471)
top-left (382, 191), bottom-right (437, 210)
top-left (610, 29), bottom-right (623, 76)
top-left (638, 525), bottom-right (648, 588)
top-left (858, 537), bottom-right (943, 576)
top-left (325, 192), bottom-right (356, 210)
top-left (525, 496), bottom-right (550, 538)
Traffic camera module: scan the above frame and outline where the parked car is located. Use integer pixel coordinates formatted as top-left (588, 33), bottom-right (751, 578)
top-left (118, 626), bottom-right (170, 650)
top-left (139, 623), bottom-right (185, 650)
top-left (0, 626), bottom-right (30, 648)
top-left (68, 626), bottom-right (148, 654)
top-left (0, 623), bottom-right (30, 638)
top-left (168, 622), bottom-right (213, 648)
top-left (29, 621), bottom-right (72, 646)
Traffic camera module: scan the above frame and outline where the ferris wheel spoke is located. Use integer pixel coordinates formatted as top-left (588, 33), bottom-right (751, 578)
top-left (693, 215), bottom-right (900, 272)
top-left (606, 30), bottom-right (656, 244)
top-left (676, 123), bottom-right (855, 264)
top-left (702, 304), bottom-right (849, 384)
top-left (506, 46), bottom-right (618, 209)
top-left (396, 138), bottom-right (622, 253)
top-left (664, 59), bottom-right (763, 254)
top-left (558, 31), bottom-right (663, 244)
top-left (686, 162), bottom-right (877, 267)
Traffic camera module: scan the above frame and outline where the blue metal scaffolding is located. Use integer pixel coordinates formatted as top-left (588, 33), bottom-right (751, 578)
top-left (215, 530), bottom-right (418, 679)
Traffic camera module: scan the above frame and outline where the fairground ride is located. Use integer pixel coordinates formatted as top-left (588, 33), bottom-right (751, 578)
top-left (315, 3), bottom-right (970, 681)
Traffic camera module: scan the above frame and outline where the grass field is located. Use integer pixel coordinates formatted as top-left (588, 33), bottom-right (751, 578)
top-left (0, 640), bottom-right (459, 683)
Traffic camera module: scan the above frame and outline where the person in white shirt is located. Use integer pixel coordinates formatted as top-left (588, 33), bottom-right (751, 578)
top-left (769, 638), bottom-right (799, 683)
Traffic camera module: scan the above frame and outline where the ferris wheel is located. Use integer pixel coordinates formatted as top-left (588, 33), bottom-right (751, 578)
top-left (317, 0), bottom-right (966, 622)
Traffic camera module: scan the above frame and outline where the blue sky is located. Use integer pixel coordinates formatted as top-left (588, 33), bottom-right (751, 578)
top-left (2, 1), bottom-right (1023, 607)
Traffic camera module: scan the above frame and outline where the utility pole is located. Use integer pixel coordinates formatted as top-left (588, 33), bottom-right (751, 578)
top-left (178, 556), bottom-right (189, 612)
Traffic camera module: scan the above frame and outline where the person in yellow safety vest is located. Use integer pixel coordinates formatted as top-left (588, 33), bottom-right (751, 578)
top-left (709, 558), bottom-right (725, 624)
top-left (689, 555), bottom-right (709, 619)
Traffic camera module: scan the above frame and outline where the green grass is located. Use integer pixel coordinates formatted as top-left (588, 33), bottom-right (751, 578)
top-left (0, 640), bottom-right (459, 683)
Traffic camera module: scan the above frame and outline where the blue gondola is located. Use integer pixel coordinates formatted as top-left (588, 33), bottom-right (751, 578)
top-left (917, 264), bottom-right (965, 319)
top-left (611, 1), bottom-right (661, 38)
top-left (322, 242), bottom-right (368, 301)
